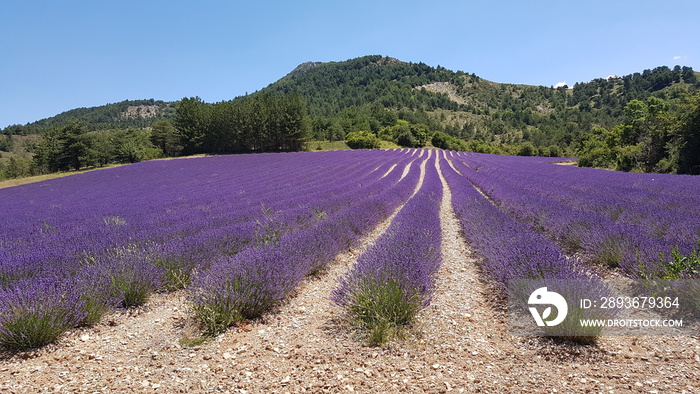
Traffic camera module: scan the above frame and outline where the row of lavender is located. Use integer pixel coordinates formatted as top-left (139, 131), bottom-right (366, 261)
top-left (2, 151), bottom-right (401, 281)
top-left (4, 150), bottom-right (416, 280)
top-left (333, 152), bottom-right (443, 344)
top-left (452, 152), bottom-right (700, 278)
top-left (0, 149), bottom-right (420, 349)
top-left (441, 151), bottom-right (600, 284)
top-left (441, 151), bottom-right (612, 339)
top-left (190, 154), bottom-right (426, 334)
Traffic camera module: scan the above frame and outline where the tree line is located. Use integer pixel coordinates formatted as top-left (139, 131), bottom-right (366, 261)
top-left (175, 93), bottom-right (309, 154)
top-left (577, 92), bottom-right (700, 174)
top-left (0, 93), bottom-right (309, 181)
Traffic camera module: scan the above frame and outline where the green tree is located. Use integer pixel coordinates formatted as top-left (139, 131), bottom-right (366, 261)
top-left (577, 127), bottom-right (617, 168)
top-left (175, 97), bottom-right (211, 155)
top-left (33, 126), bottom-right (64, 172)
top-left (4, 157), bottom-right (23, 178)
top-left (431, 131), bottom-right (451, 149)
top-left (114, 129), bottom-right (162, 163)
top-left (345, 131), bottom-right (381, 149)
top-left (677, 93), bottom-right (700, 174)
top-left (90, 130), bottom-right (118, 166)
top-left (150, 120), bottom-right (182, 157)
top-left (579, 97), bottom-right (673, 172)
top-left (175, 93), bottom-right (308, 154)
top-left (33, 120), bottom-right (94, 172)
top-left (378, 120), bottom-right (429, 148)
top-left (0, 135), bottom-right (12, 152)
top-left (431, 131), bottom-right (469, 151)
top-left (518, 142), bottom-right (537, 156)
top-left (63, 123), bottom-right (92, 170)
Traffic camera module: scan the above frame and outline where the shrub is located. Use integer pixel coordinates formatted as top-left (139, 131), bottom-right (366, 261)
top-left (0, 277), bottom-right (87, 350)
top-left (346, 278), bottom-right (423, 346)
top-left (73, 265), bottom-right (120, 326)
top-left (97, 247), bottom-right (165, 308)
top-left (189, 248), bottom-right (294, 335)
top-left (345, 131), bottom-right (382, 149)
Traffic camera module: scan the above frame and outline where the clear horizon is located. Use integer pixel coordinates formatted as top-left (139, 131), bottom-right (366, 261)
top-left (1, 0), bottom-right (698, 127)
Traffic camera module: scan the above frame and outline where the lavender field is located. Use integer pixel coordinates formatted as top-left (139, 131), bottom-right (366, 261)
top-left (1, 149), bottom-right (699, 351)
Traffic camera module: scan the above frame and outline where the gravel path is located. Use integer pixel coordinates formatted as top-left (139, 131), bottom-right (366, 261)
top-left (1, 151), bottom-right (699, 393)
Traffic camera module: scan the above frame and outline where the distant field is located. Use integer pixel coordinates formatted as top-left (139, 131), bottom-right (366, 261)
top-left (0, 164), bottom-right (126, 190)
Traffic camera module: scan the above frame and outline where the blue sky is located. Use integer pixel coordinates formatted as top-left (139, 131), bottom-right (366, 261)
top-left (1, 0), bottom-right (698, 127)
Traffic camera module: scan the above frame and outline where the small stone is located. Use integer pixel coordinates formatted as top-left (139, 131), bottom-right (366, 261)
top-left (80, 334), bottom-right (90, 342)
top-left (223, 352), bottom-right (233, 360)
top-left (635, 382), bottom-right (644, 387)
top-left (281, 376), bottom-right (290, 384)
top-left (141, 380), bottom-right (150, 388)
top-left (203, 354), bottom-right (212, 360)
top-left (432, 363), bottom-right (441, 370)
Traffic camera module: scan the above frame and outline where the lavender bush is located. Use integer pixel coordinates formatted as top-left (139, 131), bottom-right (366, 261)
top-left (189, 248), bottom-right (294, 335)
top-left (72, 265), bottom-right (120, 325)
top-left (93, 246), bottom-right (167, 308)
top-left (0, 276), bottom-right (87, 350)
top-left (333, 154), bottom-right (443, 345)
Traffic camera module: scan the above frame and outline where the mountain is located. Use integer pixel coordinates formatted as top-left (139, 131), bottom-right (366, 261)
top-left (3, 99), bottom-right (175, 135)
top-left (259, 55), bottom-right (699, 150)
top-left (4, 55), bottom-right (698, 154)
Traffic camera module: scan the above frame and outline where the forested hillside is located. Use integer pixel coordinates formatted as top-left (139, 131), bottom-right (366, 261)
top-left (3, 99), bottom-right (175, 135)
top-left (261, 56), bottom-right (699, 156)
top-left (2, 55), bottom-right (699, 180)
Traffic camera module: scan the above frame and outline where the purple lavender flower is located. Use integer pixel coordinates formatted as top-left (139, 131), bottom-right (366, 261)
top-left (0, 276), bottom-right (87, 350)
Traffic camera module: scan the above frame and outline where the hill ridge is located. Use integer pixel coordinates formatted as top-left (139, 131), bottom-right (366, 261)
top-left (3, 55), bottom-right (697, 143)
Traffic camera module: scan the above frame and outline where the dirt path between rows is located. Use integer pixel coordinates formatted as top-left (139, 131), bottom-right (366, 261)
top-left (1, 151), bottom-right (699, 393)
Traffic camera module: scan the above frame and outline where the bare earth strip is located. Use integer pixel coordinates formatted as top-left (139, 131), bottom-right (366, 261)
top-left (1, 151), bottom-right (699, 392)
